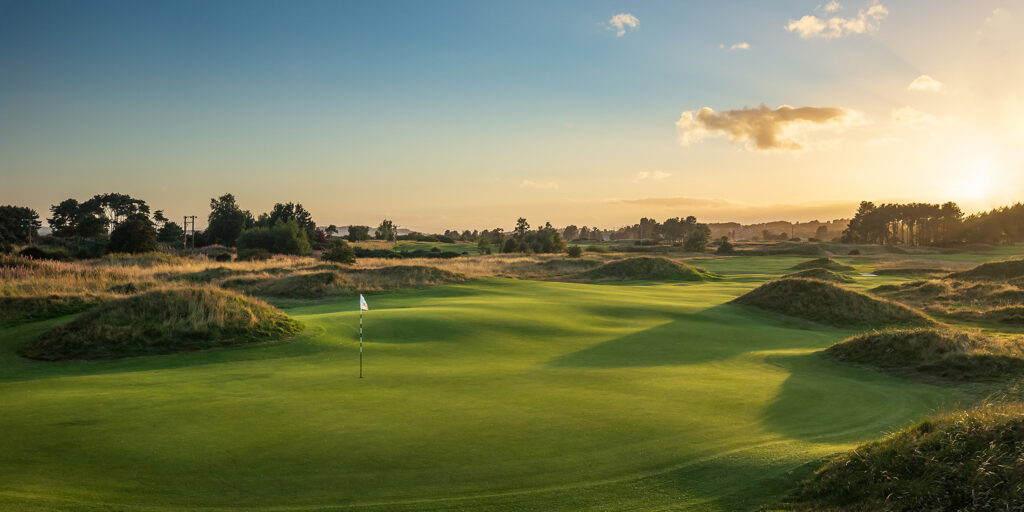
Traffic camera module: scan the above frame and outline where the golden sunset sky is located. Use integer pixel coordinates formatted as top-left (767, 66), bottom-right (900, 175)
top-left (1, 1), bottom-right (1021, 231)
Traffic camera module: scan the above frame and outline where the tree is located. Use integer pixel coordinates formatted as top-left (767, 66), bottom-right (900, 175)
top-left (476, 237), bottom-right (491, 254)
top-left (524, 223), bottom-right (567, 253)
top-left (48, 198), bottom-right (107, 238)
top-left (346, 225), bottom-right (371, 242)
top-left (514, 217), bottom-right (530, 240)
top-left (207, 193), bottom-right (253, 246)
top-left (0, 205), bottom-right (41, 244)
top-left (322, 239), bottom-right (356, 264)
top-left (262, 202), bottom-right (316, 241)
top-left (108, 213), bottom-right (158, 254)
top-left (157, 221), bottom-right (185, 244)
top-left (153, 210), bottom-right (168, 226)
top-left (562, 225), bottom-right (579, 241)
top-left (567, 245), bottom-right (582, 258)
top-left (85, 193), bottom-right (149, 232)
top-left (325, 224), bottom-right (339, 237)
top-left (716, 236), bottom-right (734, 254)
top-left (683, 225), bottom-right (710, 252)
top-left (815, 225), bottom-right (829, 240)
top-left (236, 220), bottom-right (311, 255)
top-left (375, 219), bottom-right (396, 241)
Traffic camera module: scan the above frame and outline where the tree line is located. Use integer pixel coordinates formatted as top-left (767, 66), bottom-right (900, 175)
top-left (841, 201), bottom-right (1024, 246)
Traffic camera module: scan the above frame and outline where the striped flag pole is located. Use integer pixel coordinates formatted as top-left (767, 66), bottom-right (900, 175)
top-left (359, 294), bottom-right (368, 378)
top-left (359, 307), bottom-right (363, 379)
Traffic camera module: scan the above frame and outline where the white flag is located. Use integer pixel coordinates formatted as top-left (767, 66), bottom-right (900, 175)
top-left (359, 294), bottom-right (369, 311)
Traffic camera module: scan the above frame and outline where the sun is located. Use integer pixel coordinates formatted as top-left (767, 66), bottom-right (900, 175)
top-left (960, 159), bottom-right (995, 201)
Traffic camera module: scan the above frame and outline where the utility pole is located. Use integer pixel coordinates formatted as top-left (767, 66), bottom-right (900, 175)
top-left (21, 218), bottom-right (35, 245)
top-left (183, 216), bottom-right (197, 251)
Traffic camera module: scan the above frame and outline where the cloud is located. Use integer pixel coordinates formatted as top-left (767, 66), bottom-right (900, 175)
top-left (891, 106), bottom-right (951, 129)
top-left (520, 180), bottom-right (559, 190)
top-left (633, 171), bottom-right (673, 183)
top-left (607, 13), bottom-right (638, 37)
top-left (822, 1), bottom-right (843, 13)
top-left (729, 42), bottom-right (750, 50)
top-left (786, 0), bottom-right (888, 39)
top-left (907, 74), bottom-right (943, 92)
top-left (614, 197), bottom-right (860, 221)
top-left (675, 104), bottom-right (861, 151)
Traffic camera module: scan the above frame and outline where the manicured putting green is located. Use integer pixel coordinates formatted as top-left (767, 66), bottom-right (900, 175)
top-left (0, 257), bottom-right (972, 511)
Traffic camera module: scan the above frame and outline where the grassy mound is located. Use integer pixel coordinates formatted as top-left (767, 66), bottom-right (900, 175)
top-left (575, 257), bottom-right (719, 282)
top-left (780, 402), bottom-right (1024, 511)
top-left (174, 266), bottom-right (251, 283)
top-left (18, 287), bottom-right (302, 360)
top-left (0, 295), bottom-right (100, 325)
top-left (91, 252), bottom-right (189, 267)
top-left (980, 306), bottom-right (1024, 325)
top-left (824, 328), bottom-right (1024, 381)
top-left (948, 258), bottom-right (1024, 281)
top-left (783, 268), bottom-right (855, 283)
top-left (243, 271), bottom-right (352, 299)
top-left (790, 257), bottom-right (855, 272)
top-left (227, 266), bottom-right (466, 298)
top-left (731, 278), bottom-right (932, 328)
top-left (348, 265), bottom-right (465, 289)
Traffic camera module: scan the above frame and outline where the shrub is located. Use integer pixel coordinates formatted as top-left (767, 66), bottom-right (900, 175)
top-left (715, 237), bottom-right (734, 255)
top-left (322, 240), bottom-right (356, 264)
top-left (19, 246), bottom-right (71, 262)
top-left (236, 220), bottom-right (311, 256)
top-left (108, 214), bottom-right (159, 254)
top-left (567, 246), bottom-right (582, 258)
top-left (683, 228), bottom-right (710, 252)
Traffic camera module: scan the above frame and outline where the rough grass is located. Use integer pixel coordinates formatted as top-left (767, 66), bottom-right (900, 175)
top-left (790, 258), bottom-right (855, 272)
top-left (225, 265), bottom-right (466, 298)
top-left (574, 256), bottom-right (720, 282)
top-left (783, 268), bottom-right (855, 283)
top-left (18, 287), bottom-right (303, 360)
top-left (0, 295), bottom-right (100, 325)
top-left (824, 328), bottom-right (1024, 381)
top-left (947, 258), bottom-right (1024, 281)
top-left (778, 400), bottom-right (1024, 511)
top-left (732, 278), bottom-right (933, 328)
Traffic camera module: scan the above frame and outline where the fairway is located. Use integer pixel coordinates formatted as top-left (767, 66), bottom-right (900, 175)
top-left (0, 258), bottom-right (972, 511)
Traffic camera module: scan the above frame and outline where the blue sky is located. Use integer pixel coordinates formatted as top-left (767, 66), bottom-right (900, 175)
top-left (1, 0), bottom-right (1021, 230)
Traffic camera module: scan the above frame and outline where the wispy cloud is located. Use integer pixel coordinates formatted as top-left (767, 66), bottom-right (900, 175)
top-left (907, 74), bottom-right (943, 92)
top-left (606, 13), bottom-right (638, 37)
top-left (891, 106), bottom-right (951, 129)
top-left (520, 180), bottom-right (559, 190)
top-left (729, 42), bottom-right (750, 50)
top-left (786, 0), bottom-right (888, 39)
top-left (633, 171), bottom-right (672, 183)
top-left (676, 104), bottom-right (861, 151)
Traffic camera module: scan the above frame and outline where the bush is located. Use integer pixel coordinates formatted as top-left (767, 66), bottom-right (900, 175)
top-left (567, 246), bottom-right (582, 258)
top-left (683, 228), bottom-right (710, 252)
top-left (108, 214), bottom-right (159, 254)
top-left (715, 237), bottom-right (734, 255)
top-left (19, 246), bottom-right (71, 262)
top-left (236, 248), bottom-right (270, 261)
top-left (236, 220), bottom-right (311, 256)
top-left (848, 249), bottom-right (861, 255)
top-left (502, 238), bottom-right (521, 253)
top-left (585, 244), bottom-right (610, 253)
top-left (322, 240), bottom-right (356, 264)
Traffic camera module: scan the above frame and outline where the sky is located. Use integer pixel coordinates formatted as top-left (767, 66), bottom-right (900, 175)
top-left (1, 0), bottom-right (1022, 232)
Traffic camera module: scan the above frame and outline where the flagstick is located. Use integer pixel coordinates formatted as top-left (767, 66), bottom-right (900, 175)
top-left (359, 307), bottom-right (363, 379)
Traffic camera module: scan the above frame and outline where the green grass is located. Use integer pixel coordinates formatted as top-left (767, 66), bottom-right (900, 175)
top-left (783, 268), bottom-right (855, 283)
top-left (0, 254), bottom-right (978, 511)
top-left (790, 258), bottom-right (855, 272)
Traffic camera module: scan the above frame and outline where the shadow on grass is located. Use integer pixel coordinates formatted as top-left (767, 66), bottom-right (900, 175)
top-left (549, 304), bottom-right (845, 369)
top-left (756, 351), bottom-right (973, 445)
